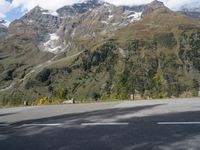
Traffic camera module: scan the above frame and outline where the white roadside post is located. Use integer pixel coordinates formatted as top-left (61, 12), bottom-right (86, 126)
top-left (130, 94), bottom-right (134, 100)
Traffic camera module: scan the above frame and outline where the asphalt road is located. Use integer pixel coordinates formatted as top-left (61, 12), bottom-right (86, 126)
top-left (0, 97), bottom-right (200, 150)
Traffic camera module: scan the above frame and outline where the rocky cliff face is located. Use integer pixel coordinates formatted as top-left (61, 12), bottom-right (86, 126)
top-left (7, 0), bottom-right (195, 54)
top-left (57, 0), bottom-right (103, 17)
top-left (57, 2), bottom-right (144, 54)
top-left (142, 0), bottom-right (170, 17)
top-left (22, 6), bottom-right (62, 32)
top-left (0, 20), bottom-right (8, 40)
top-left (7, 0), bottom-right (145, 54)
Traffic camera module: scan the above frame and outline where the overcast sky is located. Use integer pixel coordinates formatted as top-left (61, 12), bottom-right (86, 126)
top-left (1, 0), bottom-right (200, 22)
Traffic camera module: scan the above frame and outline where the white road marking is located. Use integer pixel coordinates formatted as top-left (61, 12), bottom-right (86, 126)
top-left (22, 123), bottom-right (63, 127)
top-left (81, 122), bottom-right (129, 126)
top-left (0, 124), bottom-right (9, 127)
top-left (157, 122), bottom-right (200, 125)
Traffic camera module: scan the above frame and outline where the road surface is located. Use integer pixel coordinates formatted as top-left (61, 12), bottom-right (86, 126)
top-left (0, 97), bottom-right (200, 150)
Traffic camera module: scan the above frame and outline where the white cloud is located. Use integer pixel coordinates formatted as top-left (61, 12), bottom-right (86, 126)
top-left (0, 0), bottom-right (13, 18)
top-left (1, 0), bottom-right (200, 19)
top-left (106, 0), bottom-right (200, 10)
top-left (164, 0), bottom-right (200, 10)
top-left (10, 0), bottom-right (82, 11)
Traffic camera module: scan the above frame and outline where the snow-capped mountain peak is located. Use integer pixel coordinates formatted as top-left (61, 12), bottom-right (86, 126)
top-left (0, 19), bottom-right (9, 27)
top-left (9, 0), bottom-right (192, 55)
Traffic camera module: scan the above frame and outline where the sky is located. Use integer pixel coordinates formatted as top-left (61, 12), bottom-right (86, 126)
top-left (1, 0), bottom-right (200, 23)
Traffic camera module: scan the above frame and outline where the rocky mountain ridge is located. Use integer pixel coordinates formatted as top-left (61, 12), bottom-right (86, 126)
top-left (6, 0), bottom-right (200, 54)
top-left (8, 0), bottom-right (145, 54)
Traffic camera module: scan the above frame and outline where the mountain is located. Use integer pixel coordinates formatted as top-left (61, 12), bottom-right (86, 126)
top-left (0, 0), bottom-right (199, 106)
top-left (57, 0), bottom-right (103, 17)
top-left (180, 9), bottom-right (200, 19)
top-left (142, 0), bottom-right (169, 17)
top-left (0, 19), bottom-right (8, 41)
top-left (8, 0), bottom-right (145, 55)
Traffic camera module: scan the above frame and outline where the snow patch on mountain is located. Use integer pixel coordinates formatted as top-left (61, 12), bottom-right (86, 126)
top-left (124, 11), bottom-right (142, 23)
top-left (42, 11), bottom-right (59, 16)
top-left (108, 14), bottom-right (113, 19)
top-left (129, 12), bottom-right (142, 22)
top-left (2, 21), bottom-right (10, 27)
top-left (81, 0), bottom-right (104, 5)
top-left (71, 28), bottom-right (77, 39)
top-left (127, 12), bottom-right (141, 19)
top-left (0, 19), bottom-right (10, 27)
top-left (43, 33), bottom-right (62, 54)
top-left (101, 21), bottom-right (109, 25)
top-left (35, 6), bottom-right (59, 16)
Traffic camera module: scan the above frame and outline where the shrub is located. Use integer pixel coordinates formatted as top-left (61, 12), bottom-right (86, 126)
top-left (35, 97), bottom-right (50, 105)
top-left (92, 92), bottom-right (101, 101)
top-left (155, 32), bottom-right (177, 49)
top-left (36, 68), bottom-right (51, 82)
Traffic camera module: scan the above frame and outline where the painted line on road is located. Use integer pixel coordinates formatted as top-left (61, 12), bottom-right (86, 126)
top-left (22, 123), bottom-right (63, 127)
top-left (0, 124), bottom-right (10, 127)
top-left (81, 122), bottom-right (129, 126)
top-left (157, 122), bottom-right (200, 125)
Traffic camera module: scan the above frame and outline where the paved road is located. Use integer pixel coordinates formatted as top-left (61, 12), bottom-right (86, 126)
top-left (0, 97), bottom-right (200, 150)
